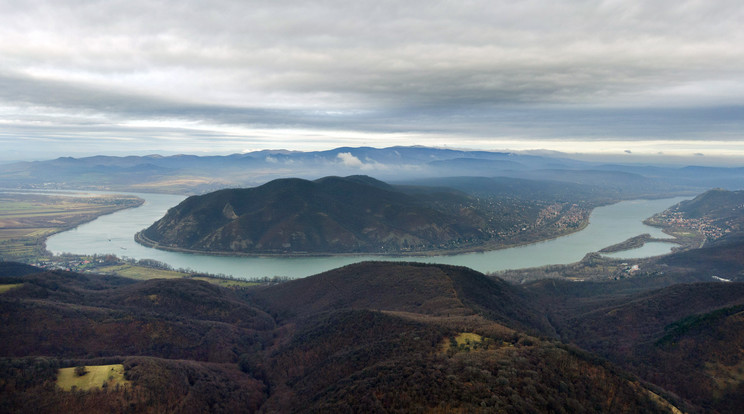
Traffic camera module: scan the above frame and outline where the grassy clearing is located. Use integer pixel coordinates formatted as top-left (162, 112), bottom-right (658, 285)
top-left (643, 389), bottom-right (684, 414)
top-left (0, 283), bottom-right (23, 294)
top-left (453, 332), bottom-right (483, 346)
top-left (57, 364), bottom-right (130, 391)
top-left (706, 360), bottom-right (744, 399)
top-left (97, 264), bottom-right (259, 288)
top-left (96, 264), bottom-right (189, 280)
top-left (129, 176), bottom-right (225, 194)
top-left (442, 332), bottom-right (487, 354)
top-left (0, 228), bottom-right (56, 241)
top-left (192, 276), bottom-right (259, 288)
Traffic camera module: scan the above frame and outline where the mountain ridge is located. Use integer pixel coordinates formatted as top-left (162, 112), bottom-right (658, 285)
top-left (139, 175), bottom-right (502, 255)
top-left (2, 145), bottom-right (740, 194)
top-left (1, 261), bottom-right (686, 413)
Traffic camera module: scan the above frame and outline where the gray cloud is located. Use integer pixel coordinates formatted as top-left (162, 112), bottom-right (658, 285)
top-left (1, 0), bottom-right (743, 159)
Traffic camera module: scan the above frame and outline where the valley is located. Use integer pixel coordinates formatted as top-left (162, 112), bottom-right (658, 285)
top-left (3, 240), bottom-right (744, 413)
top-left (42, 190), bottom-right (687, 279)
top-left (5, 0), bottom-right (744, 409)
top-left (1, 147), bottom-right (743, 413)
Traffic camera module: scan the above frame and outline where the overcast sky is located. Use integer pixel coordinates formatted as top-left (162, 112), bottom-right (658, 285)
top-left (1, 0), bottom-right (743, 162)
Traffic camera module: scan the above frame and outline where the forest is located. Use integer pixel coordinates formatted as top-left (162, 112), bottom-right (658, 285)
top-left (3, 240), bottom-right (744, 413)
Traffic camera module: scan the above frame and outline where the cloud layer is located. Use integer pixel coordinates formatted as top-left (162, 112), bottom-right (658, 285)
top-left (1, 0), bottom-right (743, 159)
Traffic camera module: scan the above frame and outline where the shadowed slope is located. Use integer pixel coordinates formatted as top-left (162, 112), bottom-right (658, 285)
top-left (532, 277), bottom-right (744, 413)
top-left (251, 261), bottom-right (554, 335)
top-left (0, 261), bottom-right (684, 413)
top-left (0, 269), bottom-right (274, 361)
top-left (139, 176), bottom-right (492, 254)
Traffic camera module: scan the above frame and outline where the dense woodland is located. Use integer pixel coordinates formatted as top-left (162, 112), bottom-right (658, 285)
top-left (138, 175), bottom-right (597, 256)
top-left (3, 182), bottom-right (744, 412)
top-left (3, 234), bottom-right (744, 413)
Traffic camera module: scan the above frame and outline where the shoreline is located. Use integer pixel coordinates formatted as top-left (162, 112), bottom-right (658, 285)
top-left (597, 233), bottom-right (681, 254)
top-left (0, 191), bottom-right (145, 261)
top-left (134, 219), bottom-right (591, 259)
top-left (44, 193), bottom-right (693, 281)
top-left (42, 194), bottom-right (692, 279)
top-left (40, 198), bottom-right (146, 256)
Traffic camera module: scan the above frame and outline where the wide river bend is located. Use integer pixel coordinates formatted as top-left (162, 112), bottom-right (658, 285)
top-left (45, 192), bottom-right (689, 279)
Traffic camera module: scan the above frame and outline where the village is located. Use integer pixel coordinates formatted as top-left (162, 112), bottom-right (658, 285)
top-left (647, 210), bottom-right (733, 242)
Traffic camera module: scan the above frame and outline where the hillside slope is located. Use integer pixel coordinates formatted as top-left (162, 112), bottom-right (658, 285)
top-left (675, 188), bottom-right (744, 220)
top-left (250, 261), bottom-right (554, 335)
top-left (0, 261), bottom-right (681, 413)
top-left (528, 269), bottom-right (744, 413)
top-left (139, 176), bottom-right (496, 254)
top-left (247, 262), bottom-right (675, 412)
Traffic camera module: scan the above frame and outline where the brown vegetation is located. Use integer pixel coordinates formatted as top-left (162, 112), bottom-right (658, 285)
top-left (139, 175), bottom-right (593, 256)
top-left (0, 260), bottom-right (689, 413)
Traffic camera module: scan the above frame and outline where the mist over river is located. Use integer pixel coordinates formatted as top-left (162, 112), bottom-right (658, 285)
top-left (45, 192), bottom-right (689, 279)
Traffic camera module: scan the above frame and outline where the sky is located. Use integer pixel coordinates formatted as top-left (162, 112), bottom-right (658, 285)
top-left (1, 0), bottom-right (743, 163)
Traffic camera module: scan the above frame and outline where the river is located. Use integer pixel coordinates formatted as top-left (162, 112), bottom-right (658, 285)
top-left (44, 192), bottom-right (689, 279)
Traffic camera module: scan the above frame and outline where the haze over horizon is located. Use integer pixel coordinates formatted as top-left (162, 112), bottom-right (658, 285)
top-left (2, 0), bottom-right (743, 163)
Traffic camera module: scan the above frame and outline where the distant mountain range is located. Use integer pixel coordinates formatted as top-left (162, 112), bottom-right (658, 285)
top-left (2, 145), bottom-right (742, 194)
top-left (4, 157), bottom-right (744, 412)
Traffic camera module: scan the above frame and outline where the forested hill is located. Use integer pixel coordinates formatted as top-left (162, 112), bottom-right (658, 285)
top-left (138, 175), bottom-right (577, 255)
top-left (249, 261), bottom-right (554, 335)
top-left (3, 145), bottom-right (740, 194)
top-left (675, 188), bottom-right (744, 219)
top-left (0, 261), bottom-right (682, 413)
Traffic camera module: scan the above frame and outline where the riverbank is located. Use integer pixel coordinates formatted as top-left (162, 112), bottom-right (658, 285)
top-left (598, 233), bottom-right (682, 254)
top-left (48, 195), bottom-right (690, 279)
top-left (0, 192), bottom-right (144, 261)
top-left (134, 218), bottom-right (591, 258)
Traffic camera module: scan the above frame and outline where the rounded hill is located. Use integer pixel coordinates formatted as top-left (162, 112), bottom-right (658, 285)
top-left (137, 176), bottom-right (494, 255)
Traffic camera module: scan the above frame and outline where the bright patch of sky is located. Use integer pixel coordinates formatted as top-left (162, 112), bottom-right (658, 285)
top-left (1, 0), bottom-right (743, 163)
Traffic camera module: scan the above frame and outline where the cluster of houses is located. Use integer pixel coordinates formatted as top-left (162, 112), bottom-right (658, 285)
top-left (31, 255), bottom-right (118, 273)
top-left (550, 204), bottom-right (587, 230)
top-left (651, 210), bottom-right (732, 241)
top-left (534, 203), bottom-right (587, 230)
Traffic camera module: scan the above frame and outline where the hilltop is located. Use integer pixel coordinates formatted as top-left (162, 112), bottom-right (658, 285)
top-left (3, 145), bottom-right (736, 194)
top-left (1, 261), bottom-right (686, 413)
top-left (137, 175), bottom-right (585, 255)
top-left (675, 188), bottom-right (744, 219)
top-left (249, 261), bottom-right (554, 334)
top-left (6, 184), bottom-right (744, 412)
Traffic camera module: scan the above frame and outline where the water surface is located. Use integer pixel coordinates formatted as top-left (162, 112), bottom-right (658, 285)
top-left (44, 192), bottom-right (688, 278)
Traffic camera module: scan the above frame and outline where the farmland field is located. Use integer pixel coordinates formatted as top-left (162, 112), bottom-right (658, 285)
top-left (95, 264), bottom-right (190, 280)
top-left (95, 264), bottom-right (259, 287)
top-left (0, 192), bottom-right (143, 261)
